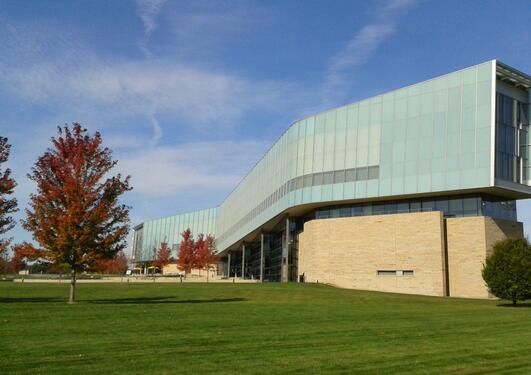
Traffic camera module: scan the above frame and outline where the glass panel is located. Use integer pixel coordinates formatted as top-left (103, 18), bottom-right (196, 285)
top-left (345, 168), bottom-right (357, 182)
top-left (357, 167), bottom-right (368, 181)
top-left (334, 170), bottom-right (346, 184)
top-left (323, 172), bottom-right (334, 185)
top-left (368, 166), bottom-right (379, 180)
top-left (313, 173), bottom-right (323, 186)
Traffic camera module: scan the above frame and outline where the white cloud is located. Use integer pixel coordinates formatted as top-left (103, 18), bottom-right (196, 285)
top-left (135, 0), bottom-right (167, 56)
top-left (136, 0), bottom-right (167, 35)
top-left (0, 56), bottom-right (302, 140)
top-left (118, 140), bottom-right (270, 197)
top-left (322, 0), bottom-right (418, 103)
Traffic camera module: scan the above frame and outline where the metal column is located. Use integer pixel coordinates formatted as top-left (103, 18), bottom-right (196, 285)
top-left (281, 217), bottom-right (290, 283)
top-left (241, 244), bottom-right (246, 280)
top-left (227, 252), bottom-right (231, 278)
top-left (260, 233), bottom-right (264, 282)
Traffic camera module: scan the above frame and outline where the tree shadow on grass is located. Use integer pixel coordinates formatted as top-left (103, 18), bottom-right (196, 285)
top-left (497, 302), bottom-right (531, 308)
top-left (0, 297), bottom-right (65, 303)
top-left (88, 296), bottom-right (248, 305)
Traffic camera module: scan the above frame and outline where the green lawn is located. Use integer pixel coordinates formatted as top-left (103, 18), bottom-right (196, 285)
top-left (1, 283), bottom-right (530, 374)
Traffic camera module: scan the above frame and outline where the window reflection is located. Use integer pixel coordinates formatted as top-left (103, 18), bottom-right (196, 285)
top-left (313, 195), bottom-right (516, 222)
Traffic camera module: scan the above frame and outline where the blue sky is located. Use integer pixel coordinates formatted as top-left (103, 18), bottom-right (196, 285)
top-left (1, 0), bottom-right (530, 250)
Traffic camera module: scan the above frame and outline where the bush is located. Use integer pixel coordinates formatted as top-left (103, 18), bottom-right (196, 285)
top-left (482, 238), bottom-right (531, 305)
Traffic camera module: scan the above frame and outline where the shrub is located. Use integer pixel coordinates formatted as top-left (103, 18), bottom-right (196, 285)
top-left (482, 238), bottom-right (531, 305)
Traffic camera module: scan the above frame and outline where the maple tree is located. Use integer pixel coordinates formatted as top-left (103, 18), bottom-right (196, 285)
top-left (194, 234), bottom-right (206, 273)
top-left (177, 229), bottom-right (196, 274)
top-left (22, 124), bottom-right (131, 303)
top-left (203, 234), bottom-right (219, 281)
top-left (10, 242), bottom-right (45, 272)
top-left (0, 137), bottom-right (18, 254)
top-left (91, 251), bottom-right (129, 274)
top-left (153, 241), bottom-right (172, 269)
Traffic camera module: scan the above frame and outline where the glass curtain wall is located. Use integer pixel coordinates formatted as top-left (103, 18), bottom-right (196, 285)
top-left (495, 91), bottom-right (530, 183)
top-left (313, 194), bottom-right (516, 222)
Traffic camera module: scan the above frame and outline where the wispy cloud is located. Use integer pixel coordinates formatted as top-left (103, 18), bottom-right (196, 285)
top-left (135, 0), bottom-right (167, 57)
top-left (1, 59), bottom-right (300, 133)
top-left (118, 140), bottom-right (270, 197)
top-left (322, 0), bottom-right (418, 103)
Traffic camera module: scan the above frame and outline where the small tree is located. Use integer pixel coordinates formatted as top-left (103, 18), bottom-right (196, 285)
top-left (194, 234), bottom-right (205, 275)
top-left (0, 137), bottom-right (18, 255)
top-left (154, 242), bottom-right (172, 271)
top-left (482, 238), bottom-right (531, 305)
top-left (91, 251), bottom-right (128, 274)
top-left (177, 229), bottom-right (195, 275)
top-left (202, 235), bottom-right (219, 282)
top-left (23, 124), bottom-right (131, 303)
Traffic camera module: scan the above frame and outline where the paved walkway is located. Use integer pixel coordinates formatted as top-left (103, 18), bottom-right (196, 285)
top-left (13, 276), bottom-right (259, 284)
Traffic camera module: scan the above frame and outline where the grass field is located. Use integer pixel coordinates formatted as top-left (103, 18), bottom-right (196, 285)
top-left (1, 283), bottom-right (530, 374)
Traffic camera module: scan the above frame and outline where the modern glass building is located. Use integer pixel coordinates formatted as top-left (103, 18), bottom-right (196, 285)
top-left (132, 60), bottom-right (530, 298)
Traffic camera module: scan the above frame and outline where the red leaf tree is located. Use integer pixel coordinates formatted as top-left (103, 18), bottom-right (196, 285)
top-left (22, 124), bottom-right (132, 303)
top-left (10, 242), bottom-right (45, 272)
top-left (91, 251), bottom-right (129, 274)
top-left (194, 234), bottom-right (206, 273)
top-left (0, 137), bottom-right (18, 254)
top-left (195, 234), bottom-right (219, 281)
top-left (153, 242), bottom-right (172, 270)
top-left (177, 229), bottom-right (196, 275)
top-left (203, 235), bottom-right (219, 281)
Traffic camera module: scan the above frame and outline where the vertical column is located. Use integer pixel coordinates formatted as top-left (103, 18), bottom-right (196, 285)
top-left (281, 217), bottom-right (290, 283)
top-left (241, 243), bottom-right (246, 280)
top-left (227, 252), bottom-right (231, 278)
top-left (260, 233), bottom-right (264, 282)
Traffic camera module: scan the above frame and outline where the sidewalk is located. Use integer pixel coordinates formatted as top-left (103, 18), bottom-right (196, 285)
top-left (13, 276), bottom-right (260, 284)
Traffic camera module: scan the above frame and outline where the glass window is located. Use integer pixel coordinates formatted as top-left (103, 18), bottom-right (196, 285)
top-left (362, 204), bottom-right (373, 216)
top-left (373, 203), bottom-right (385, 215)
top-left (313, 173), bottom-right (323, 186)
top-left (334, 170), bottom-right (346, 184)
top-left (345, 168), bottom-right (357, 182)
top-left (289, 180), bottom-right (296, 192)
top-left (296, 176), bottom-right (304, 189)
top-left (435, 199), bottom-right (449, 214)
top-left (357, 167), bottom-right (368, 181)
top-left (448, 198), bottom-right (463, 216)
top-left (317, 208), bottom-right (330, 219)
top-left (463, 197), bottom-right (479, 216)
top-left (330, 208), bottom-right (340, 218)
top-left (368, 166), bottom-right (379, 180)
top-left (422, 200), bottom-right (435, 212)
top-left (303, 175), bottom-right (312, 188)
top-left (410, 201), bottom-right (421, 212)
top-left (377, 270), bottom-right (397, 276)
top-left (396, 201), bottom-right (409, 213)
top-left (323, 172), bottom-right (334, 185)
top-left (339, 207), bottom-right (351, 217)
top-left (352, 205), bottom-right (364, 216)
top-left (384, 201), bottom-right (397, 214)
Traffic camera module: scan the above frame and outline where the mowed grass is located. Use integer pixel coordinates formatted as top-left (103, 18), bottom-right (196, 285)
top-left (1, 283), bottom-right (531, 375)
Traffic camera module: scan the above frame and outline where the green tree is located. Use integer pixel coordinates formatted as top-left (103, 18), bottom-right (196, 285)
top-left (482, 238), bottom-right (531, 305)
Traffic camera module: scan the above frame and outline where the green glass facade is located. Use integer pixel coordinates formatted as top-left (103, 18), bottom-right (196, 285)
top-left (132, 208), bottom-right (216, 261)
top-left (132, 60), bottom-right (531, 264)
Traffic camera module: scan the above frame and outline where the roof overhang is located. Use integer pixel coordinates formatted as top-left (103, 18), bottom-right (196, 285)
top-left (496, 61), bottom-right (531, 91)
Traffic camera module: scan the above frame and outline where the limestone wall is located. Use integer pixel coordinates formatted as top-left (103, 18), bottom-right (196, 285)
top-left (447, 216), bottom-right (523, 299)
top-left (298, 211), bottom-right (447, 296)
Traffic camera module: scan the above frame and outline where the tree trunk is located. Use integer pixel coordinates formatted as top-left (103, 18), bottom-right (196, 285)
top-left (513, 299), bottom-right (517, 306)
top-left (68, 269), bottom-right (76, 304)
top-left (206, 266), bottom-right (209, 283)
